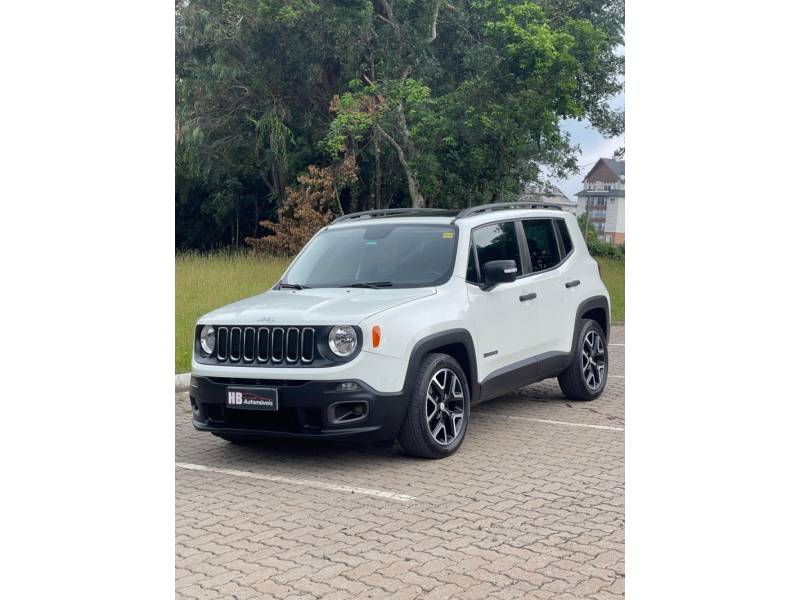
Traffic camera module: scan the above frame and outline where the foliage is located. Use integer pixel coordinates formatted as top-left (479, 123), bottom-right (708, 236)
top-left (176, 0), bottom-right (624, 248)
top-left (576, 213), bottom-right (624, 259)
top-left (245, 156), bottom-right (358, 255)
top-left (588, 238), bottom-right (625, 260)
top-left (595, 256), bottom-right (624, 323)
top-left (175, 251), bottom-right (291, 372)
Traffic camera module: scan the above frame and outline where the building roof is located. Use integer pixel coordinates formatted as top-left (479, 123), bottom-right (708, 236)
top-left (520, 182), bottom-right (576, 206)
top-left (581, 157), bottom-right (625, 184)
top-left (575, 189), bottom-right (625, 198)
top-left (523, 181), bottom-right (569, 200)
top-left (599, 157), bottom-right (625, 178)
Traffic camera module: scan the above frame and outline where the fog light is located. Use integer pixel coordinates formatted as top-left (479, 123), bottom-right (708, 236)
top-left (336, 382), bottom-right (360, 393)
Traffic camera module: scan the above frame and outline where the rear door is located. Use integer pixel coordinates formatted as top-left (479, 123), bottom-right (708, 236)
top-left (466, 221), bottom-right (530, 379)
top-left (518, 218), bottom-right (574, 355)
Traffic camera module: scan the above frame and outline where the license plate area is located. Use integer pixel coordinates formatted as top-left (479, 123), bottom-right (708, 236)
top-left (226, 387), bottom-right (279, 411)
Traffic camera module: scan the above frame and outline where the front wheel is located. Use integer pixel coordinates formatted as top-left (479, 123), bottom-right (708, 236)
top-left (557, 319), bottom-right (608, 401)
top-left (398, 353), bottom-right (470, 459)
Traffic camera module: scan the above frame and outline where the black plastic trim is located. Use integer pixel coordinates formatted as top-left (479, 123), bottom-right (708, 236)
top-left (190, 376), bottom-right (407, 441)
top-left (401, 329), bottom-right (480, 403)
top-left (571, 296), bottom-right (611, 352)
top-left (194, 324), bottom-right (363, 368)
top-left (480, 351), bottom-right (572, 402)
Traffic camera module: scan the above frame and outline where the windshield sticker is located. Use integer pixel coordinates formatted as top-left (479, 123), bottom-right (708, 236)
top-left (365, 240), bottom-right (378, 245)
top-left (442, 231), bottom-right (454, 239)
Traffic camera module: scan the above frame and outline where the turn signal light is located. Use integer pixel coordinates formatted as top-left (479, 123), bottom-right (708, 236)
top-left (371, 325), bottom-right (381, 348)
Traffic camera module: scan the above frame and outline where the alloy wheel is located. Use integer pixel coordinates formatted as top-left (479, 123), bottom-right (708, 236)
top-left (425, 368), bottom-right (465, 445)
top-left (581, 330), bottom-right (606, 391)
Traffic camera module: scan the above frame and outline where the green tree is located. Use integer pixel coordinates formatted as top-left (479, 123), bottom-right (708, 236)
top-left (176, 0), bottom-right (624, 247)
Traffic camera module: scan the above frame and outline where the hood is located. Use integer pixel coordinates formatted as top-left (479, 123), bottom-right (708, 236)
top-left (199, 287), bottom-right (436, 326)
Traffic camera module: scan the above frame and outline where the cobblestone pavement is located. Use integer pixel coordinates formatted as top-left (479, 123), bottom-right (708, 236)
top-left (176, 326), bottom-right (624, 599)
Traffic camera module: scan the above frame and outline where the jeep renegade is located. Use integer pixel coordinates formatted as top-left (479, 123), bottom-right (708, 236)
top-left (190, 203), bottom-right (610, 458)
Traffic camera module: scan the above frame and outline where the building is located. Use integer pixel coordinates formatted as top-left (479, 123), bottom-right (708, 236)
top-left (576, 158), bottom-right (625, 245)
top-left (519, 182), bottom-right (578, 214)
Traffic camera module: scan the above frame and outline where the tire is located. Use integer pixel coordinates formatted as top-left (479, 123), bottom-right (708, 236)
top-left (558, 319), bottom-right (609, 401)
top-left (398, 353), bottom-right (471, 459)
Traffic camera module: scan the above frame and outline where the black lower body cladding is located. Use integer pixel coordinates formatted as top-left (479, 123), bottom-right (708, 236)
top-left (190, 376), bottom-right (409, 442)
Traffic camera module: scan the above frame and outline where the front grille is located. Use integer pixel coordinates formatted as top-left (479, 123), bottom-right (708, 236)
top-left (205, 325), bottom-right (318, 367)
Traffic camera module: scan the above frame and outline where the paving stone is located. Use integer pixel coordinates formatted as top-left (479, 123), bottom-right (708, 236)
top-left (176, 328), bottom-right (625, 599)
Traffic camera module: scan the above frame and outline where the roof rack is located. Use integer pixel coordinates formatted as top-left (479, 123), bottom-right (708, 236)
top-left (331, 208), bottom-right (459, 224)
top-left (454, 202), bottom-right (563, 220)
top-left (330, 202), bottom-right (562, 225)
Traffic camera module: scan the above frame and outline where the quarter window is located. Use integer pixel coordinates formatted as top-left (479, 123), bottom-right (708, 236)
top-left (469, 222), bottom-right (521, 283)
top-left (521, 219), bottom-right (560, 273)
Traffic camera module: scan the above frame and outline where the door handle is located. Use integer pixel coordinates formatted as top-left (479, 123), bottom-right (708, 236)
top-left (519, 292), bottom-right (537, 302)
top-left (565, 280), bottom-right (581, 289)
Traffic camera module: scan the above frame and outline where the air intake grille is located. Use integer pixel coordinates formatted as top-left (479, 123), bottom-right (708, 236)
top-left (209, 326), bottom-right (316, 366)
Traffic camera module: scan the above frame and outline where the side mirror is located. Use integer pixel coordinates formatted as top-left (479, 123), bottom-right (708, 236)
top-left (482, 260), bottom-right (518, 290)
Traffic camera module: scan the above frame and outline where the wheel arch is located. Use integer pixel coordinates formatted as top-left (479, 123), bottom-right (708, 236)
top-left (571, 296), bottom-right (610, 354)
top-left (402, 329), bottom-right (481, 403)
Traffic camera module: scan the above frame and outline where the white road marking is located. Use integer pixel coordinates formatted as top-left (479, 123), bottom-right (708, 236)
top-left (609, 343), bottom-right (625, 346)
top-left (485, 414), bottom-right (624, 432)
top-left (176, 462), bottom-right (416, 502)
top-left (609, 375), bottom-right (625, 379)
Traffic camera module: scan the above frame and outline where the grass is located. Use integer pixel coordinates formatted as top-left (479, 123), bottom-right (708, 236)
top-left (175, 252), bottom-right (625, 373)
top-left (175, 252), bottom-right (291, 372)
top-left (596, 256), bottom-right (625, 323)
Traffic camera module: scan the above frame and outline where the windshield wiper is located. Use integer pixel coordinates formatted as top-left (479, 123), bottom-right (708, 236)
top-left (278, 282), bottom-right (310, 290)
top-left (342, 281), bottom-right (394, 289)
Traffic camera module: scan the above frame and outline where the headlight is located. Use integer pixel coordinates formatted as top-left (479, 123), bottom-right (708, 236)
top-left (328, 325), bottom-right (358, 357)
top-left (199, 325), bottom-right (216, 355)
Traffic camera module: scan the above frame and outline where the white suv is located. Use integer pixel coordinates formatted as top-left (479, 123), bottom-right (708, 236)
top-left (191, 203), bottom-right (610, 458)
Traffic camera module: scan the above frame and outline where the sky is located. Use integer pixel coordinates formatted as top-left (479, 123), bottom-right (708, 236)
top-left (548, 88), bottom-right (625, 202)
top-left (552, 120), bottom-right (624, 201)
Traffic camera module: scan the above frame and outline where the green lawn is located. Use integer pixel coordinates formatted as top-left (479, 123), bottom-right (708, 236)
top-left (596, 256), bottom-right (625, 323)
top-left (175, 252), bottom-right (625, 372)
top-left (175, 252), bottom-right (291, 372)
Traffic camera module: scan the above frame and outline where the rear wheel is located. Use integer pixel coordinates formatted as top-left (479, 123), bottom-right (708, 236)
top-left (557, 319), bottom-right (608, 401)
top-left (398, 353), bottom-right (470, 459)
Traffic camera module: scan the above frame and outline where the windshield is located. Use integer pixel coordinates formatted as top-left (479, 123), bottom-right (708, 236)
top-left (282, 223), bottom-right (458, 289)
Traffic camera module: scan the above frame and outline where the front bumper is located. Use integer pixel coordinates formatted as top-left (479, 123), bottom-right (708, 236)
top-left (189, 376), bottom-right (409, 442)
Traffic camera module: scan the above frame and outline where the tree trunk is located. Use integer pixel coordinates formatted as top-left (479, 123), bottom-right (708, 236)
top-left (373, 135), bottom-right (382, 209)
top-left (375, 123), bottom-right (425, 208)
top-left (427, 1), bottom-right (443, 43)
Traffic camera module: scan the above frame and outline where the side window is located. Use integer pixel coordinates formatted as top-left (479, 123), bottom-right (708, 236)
top-left (471, 222), bottom-right (521, 283)
top-left (556, 219), bottom-right (573, 255)
top-left (521, 219), bottom-right (560, 273)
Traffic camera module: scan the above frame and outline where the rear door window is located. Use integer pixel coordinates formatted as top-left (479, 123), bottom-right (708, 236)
top-left (521, 219), bottom-right (561, 273)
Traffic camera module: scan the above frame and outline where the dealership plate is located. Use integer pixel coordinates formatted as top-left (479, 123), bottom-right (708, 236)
top-left (226, 387), bottom-right (279, 411)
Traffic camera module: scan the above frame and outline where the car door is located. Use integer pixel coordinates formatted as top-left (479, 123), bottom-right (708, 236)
top-left (518, 218), bottom-right (573, 355)
top-left (465, 221), bottom-right (530, 380)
